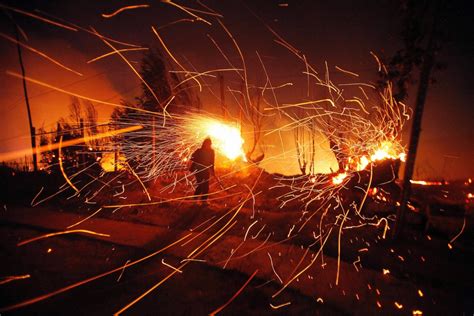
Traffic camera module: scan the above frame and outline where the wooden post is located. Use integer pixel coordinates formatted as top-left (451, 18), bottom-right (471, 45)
top-left (80, 118), bottom-right (85, 167)
top-left (15, 26), bottom-right (37, 172)
top-left (219, 73), bottom-right (226, 118)
top-left (393, 10), bottom-right (439, 239)
top-left (152, 116), bottom-right (156, 164)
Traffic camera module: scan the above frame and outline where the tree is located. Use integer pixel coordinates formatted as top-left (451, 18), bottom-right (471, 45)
top-left (137, 48), bottom-right (196, 114)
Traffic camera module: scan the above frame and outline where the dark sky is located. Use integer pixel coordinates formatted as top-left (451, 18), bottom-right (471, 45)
top-left (0, 0), bottom-right (472, 179)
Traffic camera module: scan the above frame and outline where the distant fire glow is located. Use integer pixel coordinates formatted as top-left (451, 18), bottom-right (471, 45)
top-left (100, 152), bottom-right (126, 172)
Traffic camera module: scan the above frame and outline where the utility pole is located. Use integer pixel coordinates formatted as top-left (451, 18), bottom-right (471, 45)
top-left (80, 118), bottom-right (85, 167)
top-left (393, 3), bottom-right (441, 239)
top-left (219, 73), bottom-right (226, 118)
top-left (15, 26), bottom-right (37, 172)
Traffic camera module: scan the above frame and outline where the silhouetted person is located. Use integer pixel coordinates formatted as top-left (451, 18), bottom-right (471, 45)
top-left (189, 138), bottom-right (215, 204)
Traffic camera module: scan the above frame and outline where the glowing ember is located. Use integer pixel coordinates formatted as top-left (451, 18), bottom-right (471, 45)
top-left (188, 117), bottom-right (246, 161)
top-left (410, 180), bottom-right (443, 186)
top-left (332, 172), bottom-right (348, 185)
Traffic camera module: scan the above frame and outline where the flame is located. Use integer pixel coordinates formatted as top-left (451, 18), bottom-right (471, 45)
top-left (352, 141), bottom-right (405, 171)
top-left (410, 180), bottom-right (443, 186)
top-left (100, 152), bottom-right (126, 172)
top-left (332, 172), bottom-right (348, 185)
top-left (190, 117), bottom-right (246, 161)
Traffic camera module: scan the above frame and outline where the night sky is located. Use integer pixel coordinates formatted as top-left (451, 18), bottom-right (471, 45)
top-left (0, 0), bottom-right (473, 179)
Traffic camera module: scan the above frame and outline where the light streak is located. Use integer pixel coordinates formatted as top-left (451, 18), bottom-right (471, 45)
top-left (6, 71), bottom-right (157, 115)
top-left (161, 0), bottom-right (212, 25)
top-left (0, 3), bottom-right (78, 31)
top-left (87, 47), bottom-right (149, 63)
top-left (17, 229), bottom-right (110, 246)
top-left (0, 32), bottom-right (83, 76)
top-left (394, 302), bottom-right (403, 309)
top-left (117, 260), bottom-right (131, 282)
top-left (0, 123), bottom-right (142, 162)
top-left (449, 216), bottom-right (466, 245)
top-left (418, 289), bottom-right (424, 297)
top-left (270, 302), bottom-right (291, 309)
top-left (59, 136), bottom-right (80, 193)
top-left (209, 269), bottom-right (259, 315)
top-left (267, 252), bottom-right (283, 284)
top-left (161, 259), bottom-right (183, 273)
top-left (101, 4), bottom-right (150, 18)
top-left (335, 65), bottom-right (359, 77)
top-left (336, 205), bottom-right (349, 285)
top-left (126, 161), bottom-right (151, 201)
top-left (243, 220), bottom-right (258, 241)
top-left (0, 274), bottom-right (31, 285)
top-left (352, 256), bottom-right (361, 272)
top-left (67, 208), bottom-right (103, 229)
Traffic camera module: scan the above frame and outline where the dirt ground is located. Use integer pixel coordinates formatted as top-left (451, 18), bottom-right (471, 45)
top-left (0, 225), bottom-right (339, 315)
top-left (1, 167), bottom-right (473, 315)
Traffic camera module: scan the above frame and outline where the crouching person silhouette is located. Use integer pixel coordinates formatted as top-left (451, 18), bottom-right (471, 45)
top-left (189, 138), bottom-right (215, 205)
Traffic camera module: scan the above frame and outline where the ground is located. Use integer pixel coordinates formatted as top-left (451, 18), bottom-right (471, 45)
top-left (0, 166), bottom-right (473, 315)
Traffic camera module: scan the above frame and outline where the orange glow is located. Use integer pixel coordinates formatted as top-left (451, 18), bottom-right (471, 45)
top-left (382, 268), bottom-right (390, 275)
top-left (332, 172), bottom-right (348, 185)
top-left (0, 125), bottom-right (142, 163)
top-left (394, 302), bottom-right (403, 309)
top-left (412, 310), bottom-right (423, 316)
top-left (418, 289), bottom-right (424, 297)
top-left (410, 180), bottom-right (443, 186)
top-left (369, 187), bottom-right (378, 196)
top-left (100, 153), bottom-right (126, 172)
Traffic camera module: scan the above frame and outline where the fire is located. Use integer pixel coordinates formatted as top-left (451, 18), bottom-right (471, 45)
top-left (410, 180), bottom-right (443, 186)
top-left (332, 172), bottom-right (348, 185)
top-left (352, 141), bottom-right (405, 171)
top-left (100, 152), bottom-right (126, 172)
top-left (189, 117), bottom-right (246, 161)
